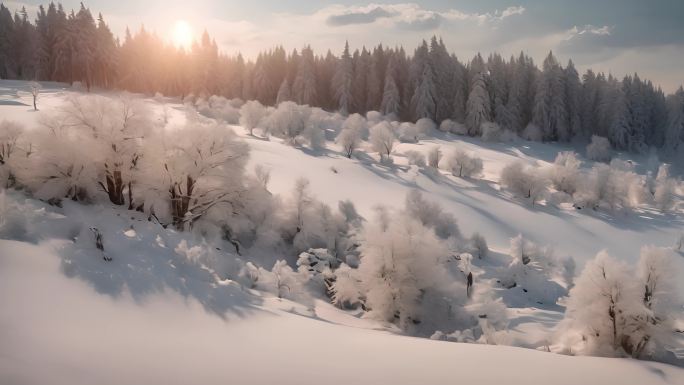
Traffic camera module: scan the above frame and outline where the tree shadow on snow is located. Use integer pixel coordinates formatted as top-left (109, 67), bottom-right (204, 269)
top-left (53, 202), bottom-right (265, 320)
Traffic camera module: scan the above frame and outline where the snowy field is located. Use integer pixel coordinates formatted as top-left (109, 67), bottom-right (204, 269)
top-left (1, 80), bottom-right (684, 384)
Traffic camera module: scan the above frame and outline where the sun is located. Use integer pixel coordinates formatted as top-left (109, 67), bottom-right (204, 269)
top-left (172, 20), bottom-right (193, 49)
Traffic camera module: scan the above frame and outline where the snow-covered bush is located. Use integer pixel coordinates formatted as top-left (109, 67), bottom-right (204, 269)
top-left (141, 121), bottom-right (249, 230)
top-left (549, 151), bottom-right (581, 195)
top-left (264, 101), bottom-right (309, 145)
top-left (336, 126), bottom-right (362, 158)
top-left (369, 121), bottom-right (396, 162)
top-left (300, 108), bottom-right (327, 150)
top-left (331, 263), bottom-right (363, 309)
top-left (572, 162), bottom-right (644, 211)
top-left (522, 123), bottom-right (543, 142)
top-left (469, 233), bottom-right (489, 259)
top-left (0, 120), bottom-right (26, 188)
top-left (297, 248), bottom-right (341, 297)
top-left (558, 247), bottom-right (680, 360)
top-left (439, 119), bottom-right (467, 135)
top-left (342, 113), bottom-right (368, 140)
top-left (353, 210), bottom-right (467, 332)
top-left (20, 94), bottom-right (154, 207)
top-left (652, 164), bottom-right (677, 211)
top-left (586, 135), bottom-right (612, 162)
top-left (501, 235), bottom-right (568, 304)
top-left (239, 100), bottom-right (267, 136)
top-left (405, 150), bottom-right (426, 168)
top-left (282, 178), bottom-right (359, 260)
top-left (481, 122), bottom-right (504, 142)
top-left (500, 161), bottom-right (549, 205)
top-left (447, 150), bottom-right (483, 178)
top-left (415, 118), bottom-right (436, 136)
top-left (397, 122), bottom-right (420, 143)
top-left (427, 146), bottom-right (442, 168)
top-left (404, 190), bottom-right (461, 240)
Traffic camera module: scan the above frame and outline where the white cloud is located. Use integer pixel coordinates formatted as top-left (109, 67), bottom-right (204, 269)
top-left (565, 24), bottom-right (613, 40)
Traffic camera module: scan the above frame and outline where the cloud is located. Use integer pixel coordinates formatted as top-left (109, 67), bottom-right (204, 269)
top-left (321, 3), bottom-right (525, 31)
top-left (326, 6), bottom-right (396, 26)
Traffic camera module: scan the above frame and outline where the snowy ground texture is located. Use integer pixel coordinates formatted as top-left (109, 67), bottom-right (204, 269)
top-left (1, 80), bottom-right (684, 384)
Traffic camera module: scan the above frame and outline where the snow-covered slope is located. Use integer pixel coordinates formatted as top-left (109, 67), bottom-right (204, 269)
top-left (2, 239), bottom-right (683, 385)
top-left (1, 80), bottom-right (683, 384)
top-left (240, 130), bottom-right (683, 267)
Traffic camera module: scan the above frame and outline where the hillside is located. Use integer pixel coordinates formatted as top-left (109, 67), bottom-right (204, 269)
top-left (1, 80), bottom-right (684, 384)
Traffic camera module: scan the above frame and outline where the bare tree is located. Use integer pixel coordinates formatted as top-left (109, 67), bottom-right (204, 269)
top-left (29, 82), bottom-right (41, 111)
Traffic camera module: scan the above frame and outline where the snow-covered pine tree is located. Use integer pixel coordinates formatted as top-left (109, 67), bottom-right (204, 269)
top-left (292, 46), bottom-right (317, 106)
top-left (332, 41), bottom-right (354, 114)
top-left (380, 55), bottom-right (401, 117)
top-left (465, 71), bottom-right (491, 136)
top-left (533, 52), bottom-right (568, 141)
top-left (411, 62), bottom-right (436, 121)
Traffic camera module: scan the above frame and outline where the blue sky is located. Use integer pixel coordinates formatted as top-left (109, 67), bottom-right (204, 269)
top-left (5, 1), bottom-right (683, 92)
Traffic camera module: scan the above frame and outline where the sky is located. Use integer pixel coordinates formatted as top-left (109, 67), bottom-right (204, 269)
top-left (4, 0), bottom-right (684, 92)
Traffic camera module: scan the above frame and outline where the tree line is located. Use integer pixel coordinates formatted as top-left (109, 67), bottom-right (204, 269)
top-left (1, 2), bottom-right (683, 155)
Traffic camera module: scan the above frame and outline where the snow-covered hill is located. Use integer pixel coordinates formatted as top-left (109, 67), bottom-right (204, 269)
top-left (1, 80), bottom-right (683, 384)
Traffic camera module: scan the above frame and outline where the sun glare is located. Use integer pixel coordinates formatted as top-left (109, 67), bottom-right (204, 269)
top-left (172, 20), bottom-right (193, 49)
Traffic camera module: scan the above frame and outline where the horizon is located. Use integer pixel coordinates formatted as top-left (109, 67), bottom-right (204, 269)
top-left (2, 0), bottom-right (683, 93)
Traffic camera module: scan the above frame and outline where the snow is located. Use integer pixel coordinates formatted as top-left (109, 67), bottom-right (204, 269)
top-left (2, 240), bottom-right (682, 385)
top-left (1, 80), bottom-right (683, 383)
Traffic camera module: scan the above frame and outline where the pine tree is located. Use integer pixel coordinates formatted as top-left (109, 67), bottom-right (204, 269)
top-left (380, 55), bottom-right (401, 116)
top-left (564, 60), bottom-right (582, 140)
top-left (533, 52), bottom-right (568, 141)
top-left (292, 46), bottom-right (317, 105)
top-left (411, 62), bottom-right (436, 121)
top-left (665, 87), bottom-right (684, 153)
top-left (465, 71), bottom-right (491, 136)
top-left (332, 41), bottom-right (353, 114)
top-left (276, 78), bottom-right (291, 104)
top-left (0, 4), bottom-right (13, 79)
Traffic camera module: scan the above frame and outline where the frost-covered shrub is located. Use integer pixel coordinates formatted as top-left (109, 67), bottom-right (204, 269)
top-left (558, 247), bottom-right (679, 360)
top-left (239, 100), bottom-right (267, 135)
top-left (369, 121), bottom-right (396, 162)
top-left (427, 146), bottom-right (442, 168)
top-left (366, 111), bottom-right (383, 125)
top-left (263, 101), bottom-right (309, 145)
top-left (354, 210), bottom-right (467, 332)
top-left (522, 123), bottom-right (543, 142)
top-left (480, 122), bottom-right (499, 142)
top-left (297, 248), bottom-right (341, 297)
top-left (17, 117), bottom-right (99, 203)
top-left (469, 232), bottom-right (489, 259)
top-left (0, 120), bottom-right (26, 188)
top-left (447, 150), bottom-right (483, 178)
top-left (501, 235), bottom-right (569, 304)
top-left (141, 121), bottom-right (249, 230)
top-left (404, 190), bottom-right (460, 240)
top-left (500, 161), bottom-right (549, 205)
top-left (572, 162), bottom-right (645, 211)
top-left (397, 122), bottom-right (420, 143)
top-left (405, 150), bottom-right (426, 168)
top-left (586, 135), bottom-right (612, 162)
top-left (439, 119), bottom-right (467, 135)
top-left (282, 178), bottom-right (359, 259)
top-left (342, 113), bottom-right (368, 140)
top-left (415, 118), bottom-right (436, 136)
top-left (300, 108), bottom-right (327, 150)
top-left (19, 95), bottom-right (154, 207)
top-left (336, 126), bottom-right (362, 158)
top-left (331, 263), bottom-right (363, 308)
top-left (549, 151), bottom-right (581, 195)
top-left (652, 164), bottom-right (677, 211)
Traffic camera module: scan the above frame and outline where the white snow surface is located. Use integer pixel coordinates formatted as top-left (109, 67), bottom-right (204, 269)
top-left (2, 240), bottom-right (683, 385)
top-left (1, 80), bottom-right (684, 384)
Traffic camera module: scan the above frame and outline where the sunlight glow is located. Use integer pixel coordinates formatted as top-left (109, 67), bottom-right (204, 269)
top-left (172, 20), bottom-right (194, 49)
